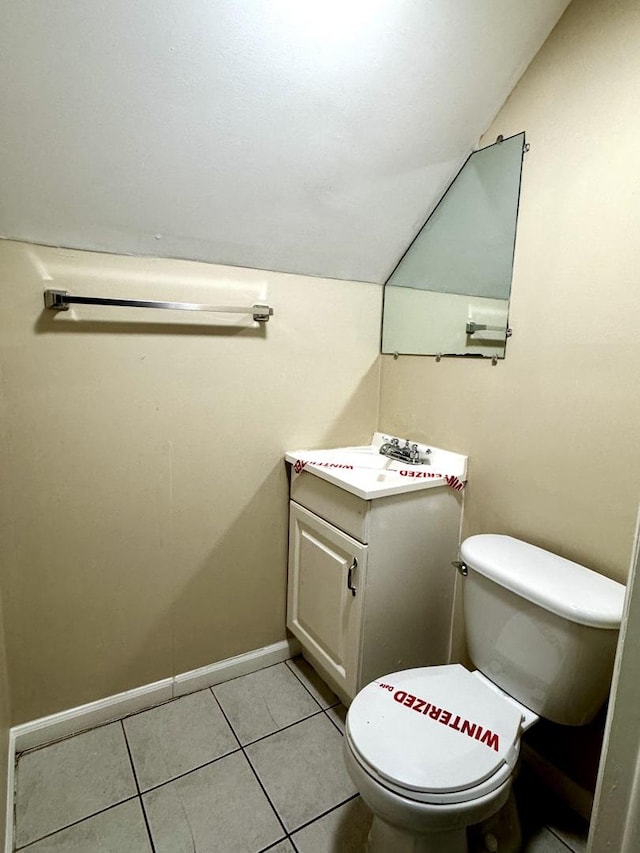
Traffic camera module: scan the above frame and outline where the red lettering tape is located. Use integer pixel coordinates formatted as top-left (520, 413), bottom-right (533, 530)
top-left (291, 458), bottom-right (465, 491)
top-left (481, 730), bottom-right (500, 750)
top-left (383, 687), bottom-right (500, 751)
top-left (449, 715), bottom-right (462, 731)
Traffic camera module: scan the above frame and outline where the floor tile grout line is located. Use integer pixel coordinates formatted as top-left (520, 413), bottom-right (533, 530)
top-left (138, 796), bottom-right (158, 853)
top-left (119, 704), bottom-right (329, 800)
top-left (210, 682), bottom-right (358, 843)
top-left (119, 720), bottom-right (143, 795)
top-left (283, 659), bottom-right (324, 710)
top-left (15, 659), bottom-right (308, 825)
top-left (13, 795), bottom-right (140, 851)
top-left (16, 716), bottom-right (138, 758)
top-left (124, 709), bottom-right (325, 795)
top-left (241, 748), bottom-right (291, 840)
top-left (209, 689), bottom-right (291, 841)
top-left (257, 836), bottom-right (295, 853)
top-left (235, 708), bottom-right (326, 749)
top-left (287, 792), bottom-right (360, 838)
top-left (120, 720), bottom-right (157, 853)
top-left (546, 824), bottom-right (584, 852)
top-left (284, 657), bottom-right (340, 711)
top-left (323, 706), bottom-right (345, 736)
top-left (207, 674), bottom-right (327, 749)
top-left (133, 745), bottom-right (242, 797)
top-left (16, 700), bottom-right (181, 759)
top-left (121, 687), bottom-right (300, 851)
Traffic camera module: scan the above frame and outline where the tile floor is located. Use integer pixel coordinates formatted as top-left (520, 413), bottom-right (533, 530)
top-left (13, 658), bottom-right (589, 852)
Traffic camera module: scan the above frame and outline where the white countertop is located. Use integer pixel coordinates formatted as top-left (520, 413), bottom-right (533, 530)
top-left (285, 433), bottom-right (468, 500)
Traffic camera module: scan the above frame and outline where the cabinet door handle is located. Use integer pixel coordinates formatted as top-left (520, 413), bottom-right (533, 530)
top-left (347, 557), bottom-right (357, 597)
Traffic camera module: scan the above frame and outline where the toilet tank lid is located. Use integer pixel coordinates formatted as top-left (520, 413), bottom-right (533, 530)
top-left (460, 534), bottom-right (626, 629)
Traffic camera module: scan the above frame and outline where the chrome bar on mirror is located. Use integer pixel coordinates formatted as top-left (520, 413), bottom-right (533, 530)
top-left (465, 321), bottom-right (511, 337)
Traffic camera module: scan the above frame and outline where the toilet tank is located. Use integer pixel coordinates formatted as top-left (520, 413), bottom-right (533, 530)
top-left (460, 535), bottom-right (626, 726)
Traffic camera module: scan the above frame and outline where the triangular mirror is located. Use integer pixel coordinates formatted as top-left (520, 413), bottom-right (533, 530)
top-left (382, 132), bottom-right (526, 359)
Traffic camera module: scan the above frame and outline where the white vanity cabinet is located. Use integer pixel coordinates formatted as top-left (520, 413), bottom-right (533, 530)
top-left (286, 468), bottom-right (463, 705)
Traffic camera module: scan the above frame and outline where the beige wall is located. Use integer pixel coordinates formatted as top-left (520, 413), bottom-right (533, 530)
top-left (380, 0), bottom-right (640, 586)
top-left (0, 241), bottom-right (381, 723)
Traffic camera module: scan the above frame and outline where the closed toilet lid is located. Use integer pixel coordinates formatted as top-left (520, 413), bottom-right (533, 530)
top-left (346, 665), bottom-right (523, 797)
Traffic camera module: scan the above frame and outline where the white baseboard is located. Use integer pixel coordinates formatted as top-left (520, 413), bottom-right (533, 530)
top-left (4, 637), bottom-right (300, 853)
top-left (173, 638), bottom-right (300, 697)
top-left (12, 677), bottom-right (175, 756)
top-left (11, 638), bottom-right (300, 754)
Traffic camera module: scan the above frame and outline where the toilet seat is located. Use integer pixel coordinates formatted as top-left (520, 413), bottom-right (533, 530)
top-left (345, 664), bottom-right (523, 805)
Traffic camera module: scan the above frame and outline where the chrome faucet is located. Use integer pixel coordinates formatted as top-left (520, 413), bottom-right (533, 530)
top-left (379, 437), bottom-right (430, 465)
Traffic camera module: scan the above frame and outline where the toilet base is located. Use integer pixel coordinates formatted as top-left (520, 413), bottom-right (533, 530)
top-left (366, 790), bottom-right (521, 853)
top-left (367, 816), bottom-right (466, 853)
top-left (468, 788), bottom-right (522, 853)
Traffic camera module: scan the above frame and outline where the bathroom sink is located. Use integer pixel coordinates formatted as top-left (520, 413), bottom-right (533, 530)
top-left (285, 433), bottom-right (468, 500)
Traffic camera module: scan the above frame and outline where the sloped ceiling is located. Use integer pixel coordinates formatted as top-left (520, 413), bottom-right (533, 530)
top-left (1, 1), bottom-right (570, 284)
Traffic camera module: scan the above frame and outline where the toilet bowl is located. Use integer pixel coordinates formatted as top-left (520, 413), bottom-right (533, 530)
top-left (343, 534), bottom-right (626, 853)
top-left (344, 664), bottom-right (530, 853)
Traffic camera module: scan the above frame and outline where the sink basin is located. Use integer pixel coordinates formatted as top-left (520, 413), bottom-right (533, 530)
top-left (285, 433), bottom-right (468, 500)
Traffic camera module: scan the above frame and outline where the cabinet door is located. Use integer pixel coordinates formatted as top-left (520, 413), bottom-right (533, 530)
top-left (287, 501), bottom-right (367, 699)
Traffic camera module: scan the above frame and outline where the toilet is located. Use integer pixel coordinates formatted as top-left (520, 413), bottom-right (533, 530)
top-left (344, 534), bottom-right (626, 853)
